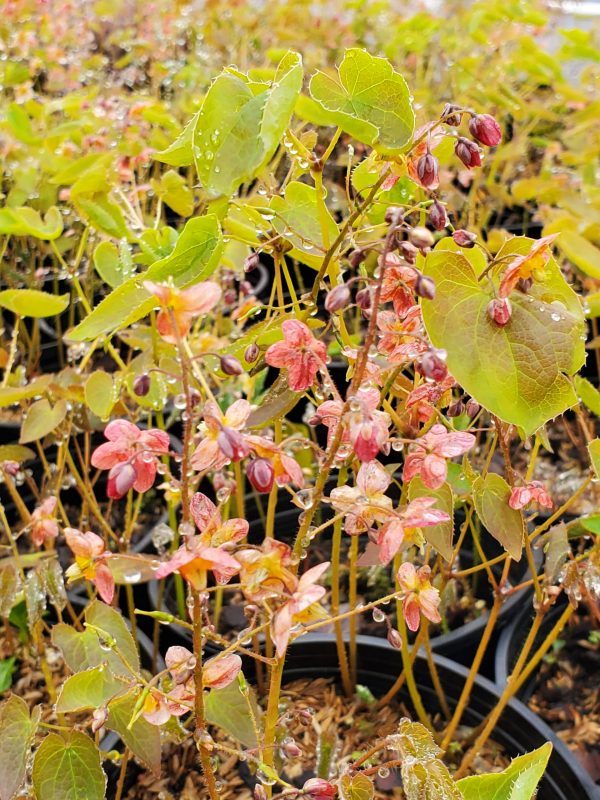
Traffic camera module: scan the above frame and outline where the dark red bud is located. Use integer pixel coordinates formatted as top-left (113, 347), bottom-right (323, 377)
top-left (240, 280), bottom-right (253, 296)
top-left (244, 253), bottom-right (260, 273)
top-left (417, 349), bottom-right (448, 382)
top-left (325, 284), bottom-right (351, 313)
top-left (384, 206), bottom-right (404, 225)
top-left (244, 343), bottom-right (260, 363)
top-left (189, 387), bottom-right (201, 408)
top-left (447, 399), bottom-right (465, 418)
top-left (452, 229), bottom-right (477, 248)
top-left (348, 249), bottom-right (367, 268)
top-left (399, 241), bottom-right (418, 264)
top-left (303, 778), bottom-right (337, 799)
top-left (282, 741), bottom-right (302, 757)
top-left (468, 114), bottom-right (502, 147)
top-left (454, 137), bottom-right (482, 169)
top-left (466, 399), bottom-right (480, 417)
top-left (415, 274), bottom-right (436, 300)
top-left (516, 277), bottom-right (533, 293)
top-left (429, 200), bottom-right (448, 231)
top-left (409, 226), bottom-right (435, 250)
top-left (133, 373), bottom-right (151, 397)
top-left (217, 427), bottom-right (250, 461)
top-left (246, 458), bottom-right (274, 494)
top-left (254, 786), bottom-right (268, 800)
top-left (220, 355), bottom-right (243, 375)
top-left (416, 152), bottom-right (439, 188)
top-left (223, 289), bottom-right (237, 305)
top-left (107, 462), bottom-right (137, 499)
top-left (442, 103), bottom-right (463, 127)
top-left (355, 288), bottom-right (372, 310)
top-left (487, 297), bottom-right (512, 326)
top-left (387, 628), bottom-right (402, 649)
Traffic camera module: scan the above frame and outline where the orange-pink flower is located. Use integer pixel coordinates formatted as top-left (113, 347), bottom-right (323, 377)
top-left (30, 497), bottom-right (59, 547)
top-left (143, 280), bottom-right (222, 343)
top-left (64, 528), bottom-right (114, 604)
top-left (509, 481), bottom-right (552, 510)
top-left (191, 399), bottom-right (252, 472)
top-left (403, 424), bottom-right (475, 490)
top-left (397, 562), bottom-right (441, 631)
top-left (265, 320), bottom-right (327, 392)
top-left (272, 562), bottom-right (330, 658)
top-left (498, 234), bottom-right (558, 299)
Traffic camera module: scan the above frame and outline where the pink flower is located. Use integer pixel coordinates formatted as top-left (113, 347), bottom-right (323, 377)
top-left (316, 389), bottom-right (390, 462)
top-left (405, 376), bottom-right (455, 424)
top-left (272, 562), bottom-right (330, 658)
top-left (374, 498), bottom-right (451, 565)
top-left (302, 778), bottom-right (337, 799)
top-left (380, 253), bottom-right (419, 317)
top-left (397, 562), bottom-right (441, 631)
top-left (30, 497), bottom-right (59, 546)
top-left (245, 435), bottom-right (304, 488)
top-left (237, 539), bottom-right (296, 602)
top-left (377, 307), bottom-right (427, 363)
top-left (403, 424), bottom-right (475, 490)
top-left (191, 399), bottom-right (251, 472)
top-left (91, 420), bottom-right (170, 499)
top-left (498, 234), bottom-right (558, 299)
top-left (155, 494), bottom-right (246, 588)
top-left (143, 280), bottom-right (222, 343)
top-left (64, 528), bottom-right (114, 604)
top-left (265, 320), bottom-right (327, 392)
top-left (329, 461), bottom-right (393, 535)
top-left (509, 481), bottom-right (553, 510)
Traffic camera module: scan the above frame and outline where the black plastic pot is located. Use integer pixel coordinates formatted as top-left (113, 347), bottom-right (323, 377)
top-left (279, 634), bottom-right (600, 800)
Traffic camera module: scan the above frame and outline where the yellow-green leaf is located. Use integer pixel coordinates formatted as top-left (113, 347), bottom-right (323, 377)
top-left (20, 399), bottom-right (68, 443)
top-left (0, 289), bottom-right (69, 318)
top-left (106, 691), bottom-right (161, 776)
top-left (473, 473), bottom-right (524, 561)
top-left (0, 206), bottom-right (63, 239)
top-left (408, 477), bottom-right (454, 561)
top-left (32, 731), bottom-right (106, 800)
top-left (0, 695), bottom-right (40, 800)
top-left (56, 665), bottom-right (128, 713)
top-left (457, 742), bottom-right (552, 800)
top-left (84, 371), bottom-right (116, 420)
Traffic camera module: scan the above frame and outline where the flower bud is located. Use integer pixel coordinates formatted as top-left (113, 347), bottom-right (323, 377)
top-left (399, 241), bottom-right (418, 264)
top-left (442, 103), bottom-right (463, 126)
top-left (217, 427), bottom-right (250, 461)
top-left (254, 788), bottom-right (267, 800)
top-left (220, 355), bottom-right (243, 375)
top-left (384, 206), bottom-right (403, 225)
top-left (107, 462), bottom-right (137, 499)
top-left (240, 280), bottom-right (253, 296)
top-left (447, 399), bottom-right (465, 418)
top-left (223, 288), bottom-right (237, 305)
top-left (133, 373), bottom-right (151, 397)
top-left (415, 274), bottom-right (436, 300)
top-left (452, 229), bottom-right (477, 248)
top-left (454, 137), bottom-right (482, 169)
top-left (487, 297), bottom-right (512, 326)
top-left (189, 387), bottom-right (201, 408)
top-left (244, 343), bottom-right (260, 363)
top-left (303, 778), bottom-right (337, 799)
top-left (417, 349), bottom-right (448, 382)
top-left (282, 740), bottom-right (302, 758)
top-left (387, 628), bottom-right (402, 649)
top-left (468, 114), bottom-right (502, 147)
top-left (466, 399), bottom-right (480, 417)
top-left (246, 458), bottom-right (274, 494)
top-left (244, 252), bottom-right (260, 273)
top-left (91, 707), bottom-right (108, 733)
top-left (429, 201), bottom-right (448, 231)
top-left (409, 226), bottom-right (435, 250)
top-left (355, 288), bottom-right (372, 310)
top-left (325, 284), bottom-right (351, 313)
top-left (416, 153), bottom-right (439, 188)
top-left (348, 249), bottom-right (367, 268)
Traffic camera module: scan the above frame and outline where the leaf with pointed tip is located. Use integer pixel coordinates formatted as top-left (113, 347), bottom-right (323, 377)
top-left (587, 438), bottom-right (600, 479)
top-left (0, 376), bottom-right (52, 408)
top-left (106, 691), bottom-right (161, 776)
top-left (74, 194), bottom-right (131, 240)
top-left (32, 731), bottom-right (106, 800)
top-left (86, 601), bottom-right (140, 675)
top-left (339, 773), bottom-right (375, 800)
top-left (69, 215), bottom-right (222, 341)
top-left (205, 675), bottom-right (261, 747)
top-left (56, 665), bottom-right (128, 713)
top-left (20, 399), bottom-right (67, 443)
top-left (402, 760), bottom-right (462, 800)
top-left (408, 477), bottom-right (454, 561)
top-left (456, 742), bottom-right (552, 800)
top-left (575, 376), bottom-right (600, 416)
top-left (422, 240), bottom-right (585, 436)
top-left (247, 374), bottom-right (303, 429)
top-left (0, 289), bottom-right (69, 318)
top-left (84, 371), bottom-right (116, 420)
top-left (544, 523), bottom-right (569, 584)
top-left (473, 473), bottom-right (524, 561)
top-left (0, 695), bottom-right (40, 800)
top-left (310, 49), bottom-right (415, 154)
top-left (0, 206), bottom-right (63, 239)
top-left (0, 445), bottom-right (35, 463)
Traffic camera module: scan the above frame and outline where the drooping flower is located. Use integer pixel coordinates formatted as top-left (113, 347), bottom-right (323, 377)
top-left (143, 279), bottom-right (222, 343)
top-left (237, 539), bottom-right (296, 602)
top-left (245, 435), bottom-right (304, 488)
top-left (403, 424), bottom-right (475, 490)
top-left (91, 420), bottom-right (170, 499)
top-left (380, 252), bottom-right (419, 317)
top-left (509, 481), bottom-right (553, 510)
top-left (302, 778), bottom-right (337, 799)
top-left (498, 235), bottom-right (559, 299)
top-left (64, 528), bottom-right (114, 604)
top-left (30, 497), bottom-right (59, 546)
top-left (272, 562), bottom-right (330, 658)
top-left (191, 399), bottom-right (252, 472)
top-left (397, 562), bottom-right (441, 631)
top-left (316, 389), bottom-right (390, 462)
top-left (377, 307), bottom-right (427, 363)
top-left (405, 375), bottom-right (456, 425)
top-left (265, 320), bottom-right (327, 392)
top-left (374, 498), bottom-right (451, 565)
top-left (329, 460), bottom-right (393, 534)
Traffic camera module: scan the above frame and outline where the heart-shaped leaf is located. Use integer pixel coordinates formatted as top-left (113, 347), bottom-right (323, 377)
top-left (85, 371), bottom-right (117, 420)
top-left (0, 206), bottom-right (63, 239)
top-left (106, 691), bottom-right (161, 776)
top-left (32, 731), bottom-right (106, 800)
top-left (0, 289), bottom-right (69, 318)
top-left (473, 473), bottom-right (524, 561)
top-left (457, 742), bottom-right (552, 800)
top-left (56, 665), bottom-right (128, 713)
top-left (339, 773), bottom-right (375, 800)
top-left (0, 695), bottom-right (40, 800)
top-left (408, 477), bottom-right (454, 561)
top-left (20, 399), bottom-right (67, 443)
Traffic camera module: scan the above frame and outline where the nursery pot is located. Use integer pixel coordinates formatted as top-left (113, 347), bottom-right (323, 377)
top-left (278, 634), bottom-right (600, 800)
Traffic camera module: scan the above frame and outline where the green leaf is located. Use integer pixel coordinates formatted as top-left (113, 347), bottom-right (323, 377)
top-left (270, 181), bottom-right (339, 268)
top-left (6, 103), bottom-right (39, 144)
top-left (587, 438), bottom-right (600, 479)
top-left (557, 231), bottom-right (600, 280)
top-left (50, 153), bottom-right (113, 198)
top-left (86, 600), bottom-right (140, 675)
top-left (20, 399), bottom-right (67, 444)
top-left (575, 375), bottom-right (600, 416)
top-left (0, 657), bottom-right (17, 693)
top-left (309, 48), bottom-right (415, 154)
top-left (408, 477), bottom-right (454, 561)
top-left (74, 194), bottom-right (131, 240)
top-left (153, 111), bottom-right (199, 167)
top-left (106, 691), bottom-right (161, 776)
top-left (56, 665), bottom-right (127, 713)
top-left (0, 565), bottom-right (22, 617)
top-left (32, 731), bottom-right (106, 800)
top-left (0, 206), bottom-right (63, 240)
top-left (205, 675), bottom-right (261, 747)
top-left (84, 371), bottom-right (116, 420)
top-left (247, 374), bottom-right (303, 428)
top-left (402, 761), bottom-right (462, 800)
top-left (544, 523), bottom-right (569, 584)
top-left (0, 376), bottom-right (52, 409)
top-left (0, 289), bottom-right (69, 318)
top-left (391, 719), bottom-right (441, 760)
top-left (0, 445), bottom-right (35, 463)
top-left (339, 773), bottom-right (374, 800)
top-left (422, 241), bottom-right (585, 436)
top-left (456, 742), bottom-right (552, 800)
top-left (69, 215), bottom-right (223, 341)
top-left (151, 169), bottom-right (194, 217)
top-left (93, 241), bottom-right (130, 288)
top-left (473, 473), bottom-right (524, 561)
top-left (0, 695), bottom-right (40, 800)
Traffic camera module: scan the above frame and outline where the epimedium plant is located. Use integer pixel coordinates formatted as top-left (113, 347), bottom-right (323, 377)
top-left (0, 39), bottom-right (598, 800)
